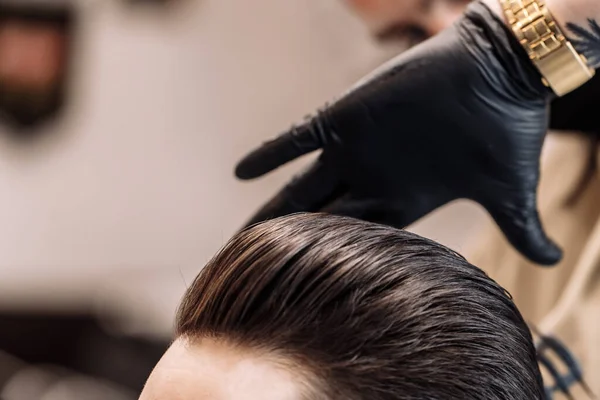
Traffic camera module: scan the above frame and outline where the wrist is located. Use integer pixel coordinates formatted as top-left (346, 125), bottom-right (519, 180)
top-left (463, 2), bottom-right (553, 98)
top-left (483, 0), bottom-right (596, 96)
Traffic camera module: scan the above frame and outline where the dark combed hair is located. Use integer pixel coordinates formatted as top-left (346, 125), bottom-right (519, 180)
top-left (176, 213), bottom-right (544, 400)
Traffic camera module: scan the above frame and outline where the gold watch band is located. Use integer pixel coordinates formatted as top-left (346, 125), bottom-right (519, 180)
top-left (499, 0), bottom-right (595, 96)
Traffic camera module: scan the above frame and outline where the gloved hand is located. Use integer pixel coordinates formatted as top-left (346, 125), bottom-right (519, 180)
top-left (235, 1), bottom-right (563, 265)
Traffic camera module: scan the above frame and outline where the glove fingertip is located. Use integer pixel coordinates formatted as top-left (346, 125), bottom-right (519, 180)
top-left (235, 128), bottom-right (321, 180)
top-left (489, 202), bottom-right (563, 266)
top-left (235, 157), bottom-right (261, 180)
top-left (235, 146), bottom-right (277, 179)
top-left (531, 239), bottom-right (563, 267)
top-left (517, 220), bottom-right (563, 266)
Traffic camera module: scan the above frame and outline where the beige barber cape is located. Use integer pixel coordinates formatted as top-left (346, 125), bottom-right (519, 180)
top-left (466, 133), bottom-right (600, 396)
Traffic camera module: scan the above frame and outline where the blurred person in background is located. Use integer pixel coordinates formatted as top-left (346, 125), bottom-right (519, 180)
top-left (236, 0), bottom-right (600, 393)
top-left (344, 0), bottom-right (471, 43)
top-left (140, 214), bottom-right (546, 400)
top-left (343, 0), bottom-right (600, 391)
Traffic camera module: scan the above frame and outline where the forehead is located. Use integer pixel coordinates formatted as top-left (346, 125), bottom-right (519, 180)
top-left (139, 338), bottom-right (303, 400)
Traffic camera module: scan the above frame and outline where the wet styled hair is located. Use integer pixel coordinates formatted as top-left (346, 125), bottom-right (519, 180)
top-left (177, 213), bottom-right (544, 399)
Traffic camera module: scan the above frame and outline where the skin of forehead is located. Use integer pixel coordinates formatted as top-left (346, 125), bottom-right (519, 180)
top-left (139, 338), bottom-right (305, 400)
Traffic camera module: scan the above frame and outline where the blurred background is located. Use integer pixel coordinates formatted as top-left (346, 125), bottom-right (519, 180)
top-left (1, 0), bottom-right (594, 398)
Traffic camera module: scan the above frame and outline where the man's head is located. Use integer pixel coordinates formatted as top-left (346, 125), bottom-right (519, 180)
top-left (344, 0), bottom-right (471, 44)
top-left (140, 214), bottom-right (544, 400)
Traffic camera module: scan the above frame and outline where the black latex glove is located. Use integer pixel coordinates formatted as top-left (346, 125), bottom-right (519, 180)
top-left (235, 1), bottom-right (562, 265)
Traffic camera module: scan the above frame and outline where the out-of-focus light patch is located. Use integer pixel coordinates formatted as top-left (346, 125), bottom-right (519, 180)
top-left (0, 350), bottom-right (26, 387)
top-left (1, 366), bottom-right (58, 400)
top-left (40, 376), bottom-right (135, 400)
top-left (0, 354), bottom-right (135, 400)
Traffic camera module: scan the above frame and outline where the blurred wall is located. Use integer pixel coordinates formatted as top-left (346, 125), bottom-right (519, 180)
top-left (0, 0), bottom-right (485, 337)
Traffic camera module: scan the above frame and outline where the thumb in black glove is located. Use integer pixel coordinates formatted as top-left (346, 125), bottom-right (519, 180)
top-left (236, 1), bottom-right (562, 265)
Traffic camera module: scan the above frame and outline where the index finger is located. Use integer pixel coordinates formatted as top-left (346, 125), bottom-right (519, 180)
top-left (235, 118), bottom-right (328, 180)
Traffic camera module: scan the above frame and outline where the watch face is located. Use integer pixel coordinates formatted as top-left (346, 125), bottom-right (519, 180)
top-left (0, 2), bottom-right (74, 132)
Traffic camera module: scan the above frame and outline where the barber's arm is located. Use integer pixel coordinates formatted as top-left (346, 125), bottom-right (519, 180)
top-left (483, 0), bottom-right (600, 74)
top-left (487, 0), bottom-right (600, 135)
top-left (235, 0), bottom-right (599, 266)
top-left (549, 0), bottom-right (600, 136)
top-left (552, 74), bottom-right (600, 135)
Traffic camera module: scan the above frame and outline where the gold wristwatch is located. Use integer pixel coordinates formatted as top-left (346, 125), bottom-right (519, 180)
top-left (499, 0), bottom-right (595, 96)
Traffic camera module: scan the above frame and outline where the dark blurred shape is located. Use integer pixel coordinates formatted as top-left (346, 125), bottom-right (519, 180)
top-left (532, 326), bottom-right (596, 400)
top-left (551, 74), bottom-right (600, 137)
top-left (550, 74), bottom-right (600, 205)
top-left (0, 311), bottom-right (168, 397)
top-left (125, 0), bottom-right (172, 3)
top-left (122, 0), bottom-right (181, 10)
top-left (0, 1), bottom-right (74, 132)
